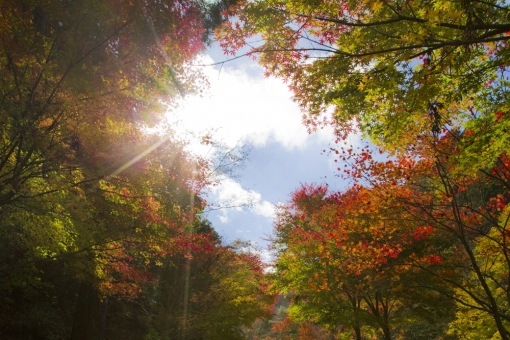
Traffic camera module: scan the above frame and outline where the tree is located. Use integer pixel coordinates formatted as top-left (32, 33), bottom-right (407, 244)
top-left (216, 0), bottom-right (510, 338)
top-left (272, 183), bottom-right (455, 339)
top-left (447, 211), bottom-right (510, 339)
top-left (329, 132), bottom-right (510, 339)
top-left (119, 233), bottom-right (274, 340)
top-left (0, 0), bottom-right (238, 338)
top-left (217, 0), bottom-right (510, 149)
top-left (270, 119), bottom-right (510, 338)
top-left (0, 130), bottom-right (210, 339)
top-left (0, 0), bottom-right (217, 209)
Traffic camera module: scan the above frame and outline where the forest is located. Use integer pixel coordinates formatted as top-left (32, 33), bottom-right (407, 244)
top-left (1, 0), bottom-right (510, 339)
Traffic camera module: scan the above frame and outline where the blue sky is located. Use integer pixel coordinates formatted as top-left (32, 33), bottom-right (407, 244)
top-left (167, 43), bottom-right (355, 261)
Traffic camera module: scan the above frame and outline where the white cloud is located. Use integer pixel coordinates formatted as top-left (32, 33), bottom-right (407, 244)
top-left (210, 177), bottom-right (275, 221)
top-left (238, 243), bottom-right (274, 265)
top-left (252, 200), bottom-right (276, 219)
top-left (218, 214), bottom-right (229, 224)
top-left (167, 54), bottom-right (333, 152)
top-left (259, 248), bottom-right (274, 264)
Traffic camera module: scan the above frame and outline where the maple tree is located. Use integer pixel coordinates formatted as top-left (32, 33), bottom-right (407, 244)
top-left (259, 316), bottom-right (334, 340)
top-left (447, 217), bottom-right (510, 338)
top-left (0, 0), bottom-right (211, 208)
top-left (212, 0), bottom-right (510, 337)
top-left (0, 130), bottom-right (209, 338)
top-left (365, 133), bottom-right (510, 339)
top-left (0, 0), bottom-right (277, 338)
top-left (272, 180), bottom-right (455, 339)
top-left (0, 0), bottom-right (212, 297)
top-left (217, 0), bottom-right (510, 149)
top-left (98, 221), bottom-right (273, 340)
top-left (272, 127), bottom-right (510, 338)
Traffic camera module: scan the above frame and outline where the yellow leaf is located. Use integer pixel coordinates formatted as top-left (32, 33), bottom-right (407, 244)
top-left (450, 10), bottom-right (463, 21)
top-left (429, 10), bottom-right (440, 24)
top-left (372, 1), bottom-right (383, 13)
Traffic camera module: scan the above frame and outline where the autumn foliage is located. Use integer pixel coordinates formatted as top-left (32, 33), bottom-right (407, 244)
top-left (0, 0), bottom-right (273, 339)
top-left (270, 131), bottom-right (510, 338)
top-left (212, 0), bottom-right (510, 338)
top-left (4, 0), bottom-right (510, 338)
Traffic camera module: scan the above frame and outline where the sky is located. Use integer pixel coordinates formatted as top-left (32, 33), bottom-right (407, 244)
top-left (167, 44), bottom-right (356, 262)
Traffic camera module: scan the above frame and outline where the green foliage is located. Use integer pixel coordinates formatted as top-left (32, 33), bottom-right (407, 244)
top-left (271, 184), bottom-right (457, 339)
top-left (0, 0), bottom-right (275, 338)
top-left (217, 1), bottom-right (510, 339)
top-left (447, 206), bottom-right (510, 339)
top-left (218, 0), bottom-right (510, 150)
top-left (116, 239), bottom-right (274, 340)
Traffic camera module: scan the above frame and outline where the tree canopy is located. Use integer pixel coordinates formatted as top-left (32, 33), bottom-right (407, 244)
top-left (0, 0), bottom-right (274, 339)
top-left (5, 0), bottom-right (510, 338)
top-left (217, 0), bottom-right (510, 149)
top-left (214, 1), bottom-right (510, 339)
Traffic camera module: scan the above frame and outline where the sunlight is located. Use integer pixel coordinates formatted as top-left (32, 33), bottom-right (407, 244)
top-left (166, 55), bottom-right (334, 152)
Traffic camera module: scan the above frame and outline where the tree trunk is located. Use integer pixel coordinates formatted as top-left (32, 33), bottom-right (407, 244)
top-left (353, 325), bottom-right (362, 340)
top-left (381, 324), bottom-right (392, 340)
top-left (70, 280), bottom-right (105, 340)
